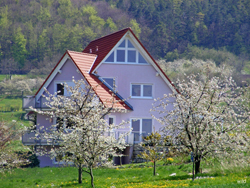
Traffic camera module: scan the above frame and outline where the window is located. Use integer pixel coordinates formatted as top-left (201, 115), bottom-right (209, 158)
top-left (57, 83), bottom-right (64, 95)
top-left (102, 78), bottom-right (115, 90)
top-left (131, 118), bottom-right (152, 143)
top-left (105, 39), bottom-right (148, 64)
top-left (109, 117), bottom-right (114, 125)
top-left (131, 84), bottom-right (152, 98)
top-left (53, 152), bottom-right (73, 164)
top-left (108, 116), bottom-right (115, 136)
top-left (55, 117), bottom-right (74, 131)
top-left (55, 82), bottom-right (74, 96)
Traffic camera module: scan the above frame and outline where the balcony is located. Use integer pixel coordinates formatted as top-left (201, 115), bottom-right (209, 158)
top-left (22, 131), bottom-right (136, 146)
top-left (22, 132), bottom-right (51, 145)
top-left (23, 96), bottom-right (50, 110)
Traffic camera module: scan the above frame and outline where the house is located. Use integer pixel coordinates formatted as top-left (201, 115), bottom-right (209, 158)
top-left (22, 28), bottom-right (176, 167)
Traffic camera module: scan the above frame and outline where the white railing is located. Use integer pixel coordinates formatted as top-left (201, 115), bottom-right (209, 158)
top-left (23, 96), bottom-right (50, 109)
top-left (23, 131), bottom-right (137, 146)
top-left (22, 132), bottom-right (50, 145)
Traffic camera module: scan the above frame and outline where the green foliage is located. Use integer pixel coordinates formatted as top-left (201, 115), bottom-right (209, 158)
top-left (11, 27), bottom-right (27, 68)
top-left (0, 1), bottom-right (135, 74)
top-left (138, 132), bottom-right (165, 176)
top-left (130, 19), bottom-right (141, 38)
top-left (105, 17), bottom-right (117, 32)
top-left (1, 0), bottom-right (250, 74)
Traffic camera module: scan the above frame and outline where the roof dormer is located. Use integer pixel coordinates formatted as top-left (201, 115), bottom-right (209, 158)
top-left (104, 38), bottom-right (148, 64)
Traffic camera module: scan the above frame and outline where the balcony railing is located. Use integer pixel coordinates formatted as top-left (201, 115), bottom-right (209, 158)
top-left (23, 96), bottom-right (51, 110)
top-left (22, 132), bottom-right (49, 145)
top-left (22, 131), bottom-right (137, 146)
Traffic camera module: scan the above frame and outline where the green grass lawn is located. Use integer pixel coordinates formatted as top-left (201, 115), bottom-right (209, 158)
top-left (0, 74), bottom-right (27, 82)
top-left (0, 95), bottom-right (22, 111)
top-left (0, 111), bottom-right (31, 127)
top-left (1, 163), bottom-right (250, 188)
top-left (0, 95), bottom-right (32, 127)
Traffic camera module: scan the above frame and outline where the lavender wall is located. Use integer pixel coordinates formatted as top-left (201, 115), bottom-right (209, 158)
top-left (97, 63), bottom-right (173, 132)
top-left (46, 59), bottom-right (84, 94)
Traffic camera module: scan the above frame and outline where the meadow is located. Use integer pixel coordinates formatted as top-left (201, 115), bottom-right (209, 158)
top-left (1, 161), bottom-right (250, 188)
top-left (0, 75), bottom-right (250, 188)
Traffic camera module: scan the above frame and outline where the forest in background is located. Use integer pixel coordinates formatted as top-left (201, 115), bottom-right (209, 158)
top-left (0, 0), bottom-right (250, 76)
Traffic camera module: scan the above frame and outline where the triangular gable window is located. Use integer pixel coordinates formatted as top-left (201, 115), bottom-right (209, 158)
top-left (119, 40), bottom-right (125, 47)
top-left (105, 51), bottom-right (114, 62)
top-left (139, 53), bottom-right (147, 64)
top-left (105, 38), bottom-right (148, 64)
top-left (128, 40), bottom-right (135, 48)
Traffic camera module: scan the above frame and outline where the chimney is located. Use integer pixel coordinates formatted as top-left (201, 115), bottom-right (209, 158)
top-left (96, 46), bottom-right (98, 52)
top-left (89, 49), bottom-right (92, 53)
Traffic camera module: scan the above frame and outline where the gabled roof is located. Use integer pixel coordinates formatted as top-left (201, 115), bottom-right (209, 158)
top-left (83, 27), bottom-right (177, 92)
top-left (67, 51), bottom-right (132, 110)
top-left (83, 28), bottom-right (129, 73)
top-left (35, 50), bottom-right (132, 111)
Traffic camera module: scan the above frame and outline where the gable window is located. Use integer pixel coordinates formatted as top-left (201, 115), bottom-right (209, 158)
top-left (131, 118), bottom-right (152, 143)
top-left (131, 84), bottom-right (153, 98)
top-left (55, 82), bottom-right (74, 96)
top-left (57, 83), bottom-right (64, 95)
top-left (105, 38), bottom-right (148, 64)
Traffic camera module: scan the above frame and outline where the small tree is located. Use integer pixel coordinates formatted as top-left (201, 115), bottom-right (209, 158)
top-left (152, 72), bottom-right (250, 178)
top-left (138, 131), bottom-right (165, 176)
top-left (32, 79), bottom-right (128, 188)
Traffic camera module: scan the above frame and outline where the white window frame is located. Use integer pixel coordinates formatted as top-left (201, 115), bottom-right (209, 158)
top-left (54, 81), bottom-right (74, 96)
top-left (52, 117), bottom-right (73, 133)
top-left (107, 115), bottom-right (116, 137)
top-left (104, 38), bottom-right (148, 64)
top-left (108, 115), bottom-right (116, 126)
top-left (131, 84), bottom-right (153, 98)
top-left (131, 118), bottom-right (153, 143)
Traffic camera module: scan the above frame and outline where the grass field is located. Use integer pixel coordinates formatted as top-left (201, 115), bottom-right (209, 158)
top-left (0, 95), bottom-right (22, 111)
top-left (1, 162), bottom-right (250, 188)
top-left (0, 95), bottom-right (31, 127)
top-left (0, 74), bottom-right (27, 82)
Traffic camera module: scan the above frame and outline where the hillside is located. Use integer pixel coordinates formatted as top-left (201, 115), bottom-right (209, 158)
top-left (0, 0), bottom-right (250, 75)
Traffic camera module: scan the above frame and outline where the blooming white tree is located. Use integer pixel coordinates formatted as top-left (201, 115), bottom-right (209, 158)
top-left (0, 120), bottom-right (30, 172)
top-left (152, 72), bottom-right (250, 177)
top-left (32, 79), bottom-right (128, 187)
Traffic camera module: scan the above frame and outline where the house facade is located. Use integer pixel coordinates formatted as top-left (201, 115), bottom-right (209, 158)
top-left (22, 28), bottom-right (176, 167)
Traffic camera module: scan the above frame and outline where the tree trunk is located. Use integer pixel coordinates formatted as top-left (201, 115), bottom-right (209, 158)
top-left (195, 157), bottom-right (200, 174)
top-left (90, 166), bottom-right (95, 188)
top-left (78, 165), bottom-right (82, 184)
top-left (153, 161), bottom-right (156, 176)
top-left (192, 160), bottom-right (195, 181)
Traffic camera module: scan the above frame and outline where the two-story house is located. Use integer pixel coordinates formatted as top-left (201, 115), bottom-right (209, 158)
top-left (22, 28), bottom-right (176, 167)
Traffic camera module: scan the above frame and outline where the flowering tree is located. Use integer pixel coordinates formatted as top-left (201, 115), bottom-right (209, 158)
top-left (152, 73), bottom-right (250, 177)
top-left (0, 120), bottom-right (30, 172)
top-left (32, 79), bottom-right (127, 188)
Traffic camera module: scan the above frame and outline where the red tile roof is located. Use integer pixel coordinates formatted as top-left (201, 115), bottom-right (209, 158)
top-left (35, 28), bottom-right (177, 111)
top-left (83, 27), bottom-right (177, 91)
top-left (35, 50), bottom-right (132, 111)
top-left (83, 28), bottom-right (129, 73)
top-left (67, 51), bottom-right (132, 110)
